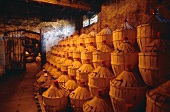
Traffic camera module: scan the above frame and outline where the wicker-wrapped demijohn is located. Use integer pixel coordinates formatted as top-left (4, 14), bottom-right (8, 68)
top-left (96, 25), bottom-right (113, 48)
top-left (42, 80), bottom-right (70, 112)
top-left (146, 80), bottom-right (170, 112)
top-left (111, 37), bottom-right (139, 76)
top-left (76, 59), bottom-right (94, 86)
top-left (64, 75), bottom-right (78, 92)
top-left (113, 19), bottom-right (137, 50)
top-left (85, 28), bottom-right (97, 47)
top-left (109, 65), bottom-right (147, 112)
top-left (77, 31), bottom-right (87, 47)
top-left (139, 32), bottom-right (170, 87)
top-left (88, 61), bottom-right (115, 97)
top-left (137, 9), bottom-right (170, 51)
top-left (93, 42), bottom-right (113, 69)
top-left (69, 80), bottom-right (92, 112)
top-left (83, 90), bottom-right (113, 112)
top-left (68, 58), bottom-right (82, 78)
top-left (73, 43), bottom-right (85, 61)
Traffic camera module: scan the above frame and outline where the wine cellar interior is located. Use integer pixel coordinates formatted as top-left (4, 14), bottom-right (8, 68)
top-left (0, 0), bottom-right (170, 112)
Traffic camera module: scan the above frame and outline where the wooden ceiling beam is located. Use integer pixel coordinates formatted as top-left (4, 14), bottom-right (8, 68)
top-left (28, 0), bottom-right (91, 11)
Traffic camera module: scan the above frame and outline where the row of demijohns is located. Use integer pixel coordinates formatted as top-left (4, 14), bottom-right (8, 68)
top-left (34, 12), bottom-right (170, 112)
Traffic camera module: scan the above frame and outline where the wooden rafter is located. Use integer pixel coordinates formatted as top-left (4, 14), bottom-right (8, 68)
top-left (29, 0), bottom-right (91, 11)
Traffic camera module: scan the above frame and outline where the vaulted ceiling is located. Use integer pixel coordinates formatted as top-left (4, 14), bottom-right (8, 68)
top-left (0, 0), bottom-right (106, 21)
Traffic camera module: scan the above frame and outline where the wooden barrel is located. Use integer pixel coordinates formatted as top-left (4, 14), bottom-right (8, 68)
top-left (113, 29), bottom-right (137, 50)
top-left (42, 80), bottom-right (70, 112)
top-left (88, 64), bottom-right (115, 97)
top-left (96, 26), bottom-right (113, 48)
top-left (139, 52), bottom-right (170, 87)
top-left (70, 81), bottom-right (92, 112)
top-left (109, 66), bottom-right (147, 112)
top-left (146, 80), bottom-right (170, 112)
top-left (111, 41), bottom-right (139, 76)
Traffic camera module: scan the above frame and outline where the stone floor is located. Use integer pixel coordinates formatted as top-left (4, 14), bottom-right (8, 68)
top-left (0, 63), bottom-right (40, 112)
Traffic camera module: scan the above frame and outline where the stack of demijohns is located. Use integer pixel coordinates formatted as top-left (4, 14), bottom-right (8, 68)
top-left (70, 80), bottom-right (92, 112)
top-left (111, 37), bottom-right (139, 76)
top-left (73, 42), bottom-right (86, 62)
top-left (83, 90), bottom-right (113, 112)
top-left (42, 80), bottom-right (70, 112)
top-left (36, 70), bottom-right (49, 94)
top-left (85, 28), bottom-right (97, 47)
top-left (96, 25), bottom-right (113, 48)
top-left (68, 35), bottom-right (77, 59)
top-left (76, 59), bottom-right (94, 86)
top-left (146, 80), bottom-right (170, 112)
top-left (82, 29), bottom-right (97, 64)
top-left (92, 42), bottom-right (113, 69)
top-left (137, 9), bottom-right (170, 52)
top-left (57, 56), bottom-right (73, 88)
top-left (88, 61), bottom-right (115, 97)
top-left (113, 19), bottom-right (137, 50)
top-left (139, 32), bottom-right (170, 87)
top-left (109, 65), bottom-right (147, 112)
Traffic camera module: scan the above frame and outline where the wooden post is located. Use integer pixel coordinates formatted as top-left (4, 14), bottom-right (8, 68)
top-left (75, 16), bottom-right (83, 34)
top-left (40, 28), bottom-right (46, 69)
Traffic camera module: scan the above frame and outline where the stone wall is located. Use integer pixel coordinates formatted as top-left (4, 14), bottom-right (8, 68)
top-left (84, 0), bottom-right (170, 32)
